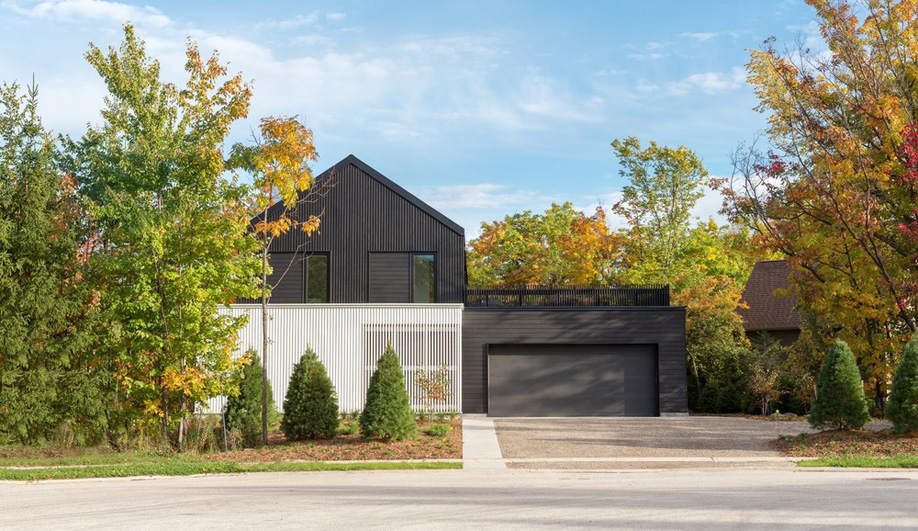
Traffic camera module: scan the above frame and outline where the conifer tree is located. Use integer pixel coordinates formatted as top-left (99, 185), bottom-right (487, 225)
top-left (809, 340), bottom-right (870, 430)
top-left (281, 348), bottom-right (338, 440)
top-left (887, 335), bottom-right (918, 433)
top-left (360, 343), bottom-right (416, 441)
top-left (224, 352), bottom-right (277, 447)
top-left (0, 82), bottom-right (107, 444)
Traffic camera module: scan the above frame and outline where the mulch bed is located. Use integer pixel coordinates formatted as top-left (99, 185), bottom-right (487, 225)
top-left (207, 418), bottom-right (462, 462)
top-left (771, 429), bottom-right (918, 458)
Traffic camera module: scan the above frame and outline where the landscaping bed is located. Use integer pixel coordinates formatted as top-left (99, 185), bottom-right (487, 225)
top-left (772, 429), bottom-right (918, 467)
top-left (208, 418), bottom-right (462, 462)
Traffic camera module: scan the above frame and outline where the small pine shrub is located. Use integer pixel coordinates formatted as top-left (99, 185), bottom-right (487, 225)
top-left (360, 343), bottom-right (417, 441)
top-left (282, 348), bottom-right (339, 440)
top-left (887, 335), bottom-right (918, 433)
top-left (422, 423), bottom-right (451, 438)
top-left (808, 340), bottom-right (870, 430)
top-left (224, 352), bottom-right (278, 447)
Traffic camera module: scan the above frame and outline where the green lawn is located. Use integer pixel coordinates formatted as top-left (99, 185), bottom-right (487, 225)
top-left (798, 455), bottom-right (918, 468)
top-left (0, 460), bottom-right (461, 481)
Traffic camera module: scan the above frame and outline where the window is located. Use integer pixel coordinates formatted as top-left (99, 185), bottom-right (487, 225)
top-left (412, 254), bottom-right (436, 303)
top-left (304, 254), bottom-right (329, 303)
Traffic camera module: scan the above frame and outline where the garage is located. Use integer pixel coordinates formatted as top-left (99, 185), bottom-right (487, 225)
top-left (487, 344), bottom-right (659, 417)
top-left (461, 307), bottom-right (687, 416)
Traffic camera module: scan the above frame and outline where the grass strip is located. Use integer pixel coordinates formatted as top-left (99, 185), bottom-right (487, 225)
top-left (798, 455), bottom-right (918, 468)
top-left (0, 460), bottom-right (461, 481)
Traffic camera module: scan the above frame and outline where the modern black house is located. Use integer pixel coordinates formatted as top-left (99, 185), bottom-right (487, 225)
top-left (244, 155), bottom-right (688, 417)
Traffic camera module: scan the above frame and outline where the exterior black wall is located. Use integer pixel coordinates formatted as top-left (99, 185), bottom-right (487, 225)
top-left (250, 156), bottom-right (466, 304)
top-left (461, 307), bottom-right (688, 415)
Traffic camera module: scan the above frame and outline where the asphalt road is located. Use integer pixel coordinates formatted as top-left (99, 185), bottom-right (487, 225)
top-left (2, 468), bottom-right (917, 530)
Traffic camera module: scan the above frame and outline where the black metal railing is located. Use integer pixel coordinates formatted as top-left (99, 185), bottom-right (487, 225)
top-left (464, 285), bottom-right (670, 308)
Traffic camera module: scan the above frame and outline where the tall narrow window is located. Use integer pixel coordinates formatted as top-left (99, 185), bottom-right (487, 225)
top-left (412, 254), bottom-right (436, 303)
top-left (304, 254), bottom-right (329, 303)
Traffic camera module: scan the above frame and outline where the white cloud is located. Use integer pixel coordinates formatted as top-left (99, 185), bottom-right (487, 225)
top-left (680, 31), bottom-right (739, 42)
top-left (413, 183), bottom-right (539, 210)
top-left (668, 66), bottom-right (745, 96)
top-left (326, 12), bottom-right (345, 21)
top-left (255, 13), bottom-right (318, 31)
top-left (627, 52), bottom-right (663, 61)
top-left (9, 0), bottom-right (171, 27)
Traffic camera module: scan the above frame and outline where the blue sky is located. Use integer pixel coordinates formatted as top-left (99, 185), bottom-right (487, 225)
top-left (0, 0), bottom-right (819, 235)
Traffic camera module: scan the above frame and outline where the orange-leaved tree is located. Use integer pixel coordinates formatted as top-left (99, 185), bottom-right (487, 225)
top-left (231, 116), bottom-right (331, 444)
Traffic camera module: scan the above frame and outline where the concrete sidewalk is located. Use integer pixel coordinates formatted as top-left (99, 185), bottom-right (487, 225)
top-left (462, 415), bottom-right (506, 469)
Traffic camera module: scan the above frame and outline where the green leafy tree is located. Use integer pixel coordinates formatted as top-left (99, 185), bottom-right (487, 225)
top-left (887, 335), bottom-right (918, 433)
top-left (0, 82), bottom-right (108, 445)
top-left (809, 340), bottom-right (870, 430)
top-left (360, 343), bottom-right (416, 441)
top-left (224, 352), bottom-right (278, 447)
top-left (282, 348), bottom-right (338, 440)
top-left (66, 25), bottom-right (260, 446)
top-left (611, 136), bottom-right (707, 272)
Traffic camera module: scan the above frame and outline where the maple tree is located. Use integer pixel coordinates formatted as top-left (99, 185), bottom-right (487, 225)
top-left (724, 0), bottom-right (918, 412)
top-left (230, 116), bottom-right (329, 445)
top-left (66, 25), bottom-right (259, 446)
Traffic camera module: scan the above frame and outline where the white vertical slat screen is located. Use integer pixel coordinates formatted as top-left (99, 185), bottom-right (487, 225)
top-left (204, 304), bottom-right (463, 415)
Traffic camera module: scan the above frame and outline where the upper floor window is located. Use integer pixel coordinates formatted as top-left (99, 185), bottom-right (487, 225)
top-left (412, 254), bottom-right (436, 303)
top-left (304, 254), bottom-right (329, 303)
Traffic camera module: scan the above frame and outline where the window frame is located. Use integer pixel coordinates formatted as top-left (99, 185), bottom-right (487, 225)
top-left (303, 252), bottom-right (330, 304)
top-left (410, 252), bottom-right (437, 303)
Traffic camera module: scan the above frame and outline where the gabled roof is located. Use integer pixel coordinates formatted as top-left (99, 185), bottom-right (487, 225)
top-left (317, 154), bottom-right (465, 236)
top-left (738, 260), bottom-right (803, 331)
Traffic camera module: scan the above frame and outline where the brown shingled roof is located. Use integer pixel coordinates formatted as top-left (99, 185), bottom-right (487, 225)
top-left (738, 260), bottom-right (802, 331)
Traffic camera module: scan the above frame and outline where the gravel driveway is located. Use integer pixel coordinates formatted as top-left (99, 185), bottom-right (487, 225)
top-left (494, 416), bottom-right (827, 459)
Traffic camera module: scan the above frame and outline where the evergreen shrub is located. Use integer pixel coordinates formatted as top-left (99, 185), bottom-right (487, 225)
top-left (808, 340), bottom-right (870, 430)
top-left (360, 343), bottom-right (416, 441)
top-left (224, 352), bottom-right (278, 447)
top-left (281, 348), bottom-right (339, 440)
top-left (887, 335), bottom-right (918, 433)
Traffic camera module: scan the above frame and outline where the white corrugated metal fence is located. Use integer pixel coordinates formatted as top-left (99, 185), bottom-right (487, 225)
top-left (205, 304), bottom-right (463, 415)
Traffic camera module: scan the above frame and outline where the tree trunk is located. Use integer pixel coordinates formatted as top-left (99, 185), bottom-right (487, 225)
top-left (261, 244), bottom-right (269, 446)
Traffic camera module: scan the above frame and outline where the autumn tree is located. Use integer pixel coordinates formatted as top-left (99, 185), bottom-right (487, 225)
top-left (467, 202), bottom-right (621, 286)
top-left (0, 82), bottom-right (108, 444)
top-left (66, 25), bottom-right (259, 446)
top-left (230, 116), bottom-right (330, 445)
top-left (724, 0), bottom-right (918, 412)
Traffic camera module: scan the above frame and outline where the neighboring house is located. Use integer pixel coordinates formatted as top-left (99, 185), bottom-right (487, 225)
top-left (216, 155), bottom-right (688, 417)
top-left (738, 260), bottom-right (803, 346)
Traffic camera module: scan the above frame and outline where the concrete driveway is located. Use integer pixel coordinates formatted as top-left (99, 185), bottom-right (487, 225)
top-left (493, 416), bottom-right (819, 463)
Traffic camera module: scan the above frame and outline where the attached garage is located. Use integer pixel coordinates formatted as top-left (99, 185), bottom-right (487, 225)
top-left (462, 307), bottom-right (687, 416)
top-left (487, 344), bottom-right (658, 417)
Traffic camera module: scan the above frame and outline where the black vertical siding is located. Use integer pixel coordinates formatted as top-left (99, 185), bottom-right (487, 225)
top-left (261, 155), bottom-right (465, 303)
top-left (369, 253), bottom-right (411, 302)
top-left (461, 307), bottom-right (688, 415)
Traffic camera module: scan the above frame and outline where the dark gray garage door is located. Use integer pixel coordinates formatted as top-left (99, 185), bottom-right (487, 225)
top-left (488, 344), bottom-right (658, 417)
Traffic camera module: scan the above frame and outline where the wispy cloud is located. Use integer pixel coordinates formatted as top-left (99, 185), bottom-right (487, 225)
top-left (680, 31), bottom-right (739, 42)
top-left (326, 12), bottom-right (345, 21)
top-left (255, 13), bottom-right (318, 31)
top-left (413, 183), bottom-right (540, 210)
top-left (668, 66), bottom-right (745, 95)
top-left (8, 0), bottom-right (171, 27)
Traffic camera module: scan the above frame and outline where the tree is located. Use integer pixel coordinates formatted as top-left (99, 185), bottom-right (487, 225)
top-left (746, 335), bottom-right (785, 416)
top-left (224, 352), bottom-right (278, 447)
top-left (360, 343), bottom-right (416, 441)
top-left (886, 335), bottom-right (918, 433)
top-left (724, 0), bottom-right (918, 412)
top-left (281, 348), bottom-right (338, 440)
top-left (0, 82), bottom-right (107, 444)
top-left (467, 202), bottom-right (621, 286)
top-left (809, 340), bottom-right (870, 430)
top-left (67, 25), bottom-right (259, 446)
top-left (230, 116), bottom-right (331, 445)
top-left (611, 136), bottom-right (708, 273)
